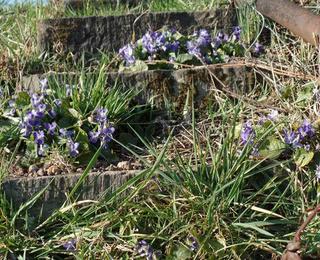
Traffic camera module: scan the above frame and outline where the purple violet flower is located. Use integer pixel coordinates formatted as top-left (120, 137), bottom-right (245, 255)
top-left (31, 93), bottom-right (44, 108)
top-left (40, 78), bottom-right (48, 93)
top-left (8, 99), bottom-right (15, 108)
top-left (186, 41), bottom-right (201, 57)
top-left (169, 56), bottom-right (176, 63)
top-left (93, 108), bottom-right (108, 124)
top-left (267, 110), bottom-right (279, 121)
top-left (141, 31), bottom-right (166, 55)
top-left (100, 126), bottom-right (115, 148)
top-left (240, 121), bottom-right (255, 145)
top-left (59, 128), bottom-right (74, 138)
top-left (136, 240), bottom-right (154, 260)
top-left (166, 41), bottom-right (180, 52)
top-left (67, 140), bottom-right (79, 157)
top-left (48, 109), bottom-right (57, 118)
top-left (119, 44), bottom-right (136, 65)
top-left (24, 110), bottom-right (42, 127)
top-left (37, 144), bottom-right (46, 156)
top-left (197, 29), bottom-right (211, 46)
top-left (20, 123), bottom-right (33, 137)
top-left (66, 85), bottom-right (73, 97)
top-left (34, 130), bottom-right (45, 145)
top-left (63, 239), bottom-right (76, 251)
top-left (298, 120), bottom-right (315, 139)
top-left (189, 236), bottom-right (199, 252)
top-left (232, 26), bottom-right (241, 41)
top-left (44, 122), bottom-right (57, 136)
top-left (283, 130), bottom-right (301, 148)
top-left (54, 99), bottom-right (62, 107)
top-left (88, 130), bottom-right (100, 144)
top-left (252, 42), bottom-right (264, 56)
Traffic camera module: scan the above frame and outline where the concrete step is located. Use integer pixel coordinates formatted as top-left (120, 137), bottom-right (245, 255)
top-left (38, 9), bottom-right (236, 55)
top-left (21, 62), bottom-right (254, 113)
top-left (63, 0), bottom-right (143, 9)
top-left (3, 170), bottom-right (139, 218)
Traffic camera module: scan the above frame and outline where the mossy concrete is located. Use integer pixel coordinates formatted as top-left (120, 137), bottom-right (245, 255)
top-left (2, 170), bottom-right (138, 218)
top-left (64, 0), bottom-right (143, 9)
top-left (38, 10), bottom-right (237, 55)
top-left (21, 63), bottom-right (254, 113)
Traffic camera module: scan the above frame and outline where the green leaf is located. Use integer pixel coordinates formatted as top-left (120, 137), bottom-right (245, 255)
top-left (176, 53), bottom-right (194, 64)
top-left (234, 123), bottom-right (242, 139)
top-left (119, 60), bottom-right (148, 73)
top-left (75, 128), bottom-right (90, 152)
top-left (294, 148), bottom-right (314, 168)
top-left (170, 245), bottom-right (192, 259)
top-left (296, 82), bottom-right (315, 104)
top-left (68, 108), bottom-right (82, 119)
top-left (15, 92), bottom-right (30, 107)
top-left (259, 137), bottom-right (286, 159)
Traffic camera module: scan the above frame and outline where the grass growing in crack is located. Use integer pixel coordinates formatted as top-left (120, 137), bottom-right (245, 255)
top-left (0, 103), bottom-right (312, 259)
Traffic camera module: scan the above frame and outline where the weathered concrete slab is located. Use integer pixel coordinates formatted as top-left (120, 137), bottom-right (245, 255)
top-left (2, 170), bottom-right (138, 218)
top-left (64, 0), bottom-right (143, 9)
top-left (21, 63), bottom-right (254, 113)
top-left (38, 9), bottom-right (237, 55)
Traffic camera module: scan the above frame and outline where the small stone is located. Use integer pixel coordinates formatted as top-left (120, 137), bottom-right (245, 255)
top-left (28, 165), bottom-right (39, 175)
top-left (47, 165), bottom-right (62, 176)
top-left (76, 168), bottom-right (83, 173)
top-left (132, 161), bottom-right (143, 170)
top-left (13, 166), bottom-right (25, 177)
top-left (37, 168), bottom-right (45, 176)
top-left (106, 164), bottom-right (117, 171)
top-left (117, 161), bottom-right (132, 170)
top-left (43, 162), bottom-right (51, 170)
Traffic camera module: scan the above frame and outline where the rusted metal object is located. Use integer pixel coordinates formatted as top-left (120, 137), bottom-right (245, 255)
top-left (236, 0), bottom-right (320, 46)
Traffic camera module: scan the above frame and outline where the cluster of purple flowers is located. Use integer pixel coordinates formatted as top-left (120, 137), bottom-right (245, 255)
top-left (241, 110), bottom-right (316, 157)
top-left (118, 26), bottom-right (263, 67)
top-left (142, 30), bottom-right (180, 57)
top-left (88, 108), bottom-right (115, 149)
top-left (4, 79), bottom-right (116, 160)
top-left (19, 80), bottom-right (63, 156)
top-left (283, 120), bottom-right (315, 149)
top-left (186, 29), bottom-right (212, 56)
top-left (136, 240), bottom-right (154, 260)
top-left (18, 80), bottom-right (82, 157)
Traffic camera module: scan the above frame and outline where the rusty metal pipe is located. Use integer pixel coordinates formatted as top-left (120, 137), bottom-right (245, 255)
top-left (236, 0), bottom-right (320, 46)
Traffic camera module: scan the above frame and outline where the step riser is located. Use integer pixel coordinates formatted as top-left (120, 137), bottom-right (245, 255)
top-left (3, 170), bottom-right (137, 218)
top-left (38, 10), bottom-right (236, 55)
top-left (64, 0), bottom-right (143, 9)
top-left (21, 64), bottom-right (254, 113)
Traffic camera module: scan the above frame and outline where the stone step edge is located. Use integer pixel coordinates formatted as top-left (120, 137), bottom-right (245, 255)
top-left (20, 62), bottom-right (253, 114)
top-left (2, 169), bottom-right (141, 217)
top-left (38, 9), bottom-right (236, 54)
top-left (63, 0), bottom-right (144, 9)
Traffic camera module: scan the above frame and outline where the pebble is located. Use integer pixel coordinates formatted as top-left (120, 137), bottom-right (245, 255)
top-left (47, 165), bottom-right (62, 176)
top-left (14, 166), bottom-right (25, 176)
top-left (28, 165), bottom-right (39, 175)
top-left (117, 161), bottom-right (132, 170)
top-left (37, 168), bottom-right (45, 176)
